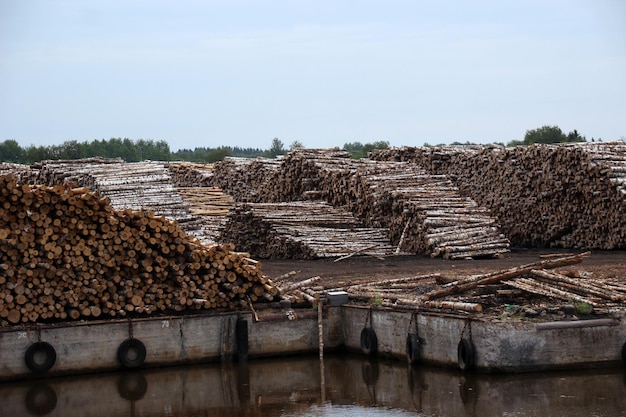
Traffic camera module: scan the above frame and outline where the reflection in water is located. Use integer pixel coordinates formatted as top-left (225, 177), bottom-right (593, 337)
top-left (24, 383), bottom-right (57, 416)
top-left (1, 354), bottom-right (625, 417)
top-left (118, 372), bottom-right (148, 401)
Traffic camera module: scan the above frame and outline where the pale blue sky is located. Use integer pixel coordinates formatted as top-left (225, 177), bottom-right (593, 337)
top-left (1, 0), bottom-right (624, 151)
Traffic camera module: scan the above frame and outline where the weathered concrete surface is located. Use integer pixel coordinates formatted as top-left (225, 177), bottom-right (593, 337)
top-left (342, 305), bottom-right (626, 372)
top-left (0, 308), bottom-right (344, 381)
top-left (1, 304), bottom-right (625, 381)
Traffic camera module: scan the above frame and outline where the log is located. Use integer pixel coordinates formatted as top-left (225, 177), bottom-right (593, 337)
top-left (372, 142), bottom-right (626, 250)
top-left (506, 278), bottom-right (599, 306)
top-left (424, 252), bottom-right (590, 300)
top-left (0, 173), bottom-right (279, 325)
top-left (529, 269), bottom-right (626, 301)
top-left (196, 149), bottom-right (509, 259)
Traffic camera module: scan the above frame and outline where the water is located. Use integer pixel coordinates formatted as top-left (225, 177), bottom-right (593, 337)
top-left (1, 354), bottom-right (625, 416)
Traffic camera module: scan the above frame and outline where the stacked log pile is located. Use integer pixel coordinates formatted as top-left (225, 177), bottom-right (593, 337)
top-left (30, 158), bottom-right (224, 245)
top-left (208, 157), bottom-right (281, 203)
top-left (0, 163), bottom-right (32, 183)
top-left (371, 142), bottom-right (626, 249)
top-left (0, 174), bottom-right (278, 325)
top-left (220, 201), bottom-right (396, 259)
top-left (349, 161), bottom-right (509, 258)
top-left (256, 148), bottom-right (354, 202)
top-left (167, 159), bottom-right (236, 244)
top-left (260, 150), bottom-right (509, 259)
top-left (175, 187), bottom-right (234, 244)
top-left (168, 162), bottom-right (214, 187)
top-left (157, 149), bottom-right (508, 258)
top-left (34, 159), bottom-right (189, 220)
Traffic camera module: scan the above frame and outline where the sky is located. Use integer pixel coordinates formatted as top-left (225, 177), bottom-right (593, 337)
top-left (1, 1), bottom-right (625, 152)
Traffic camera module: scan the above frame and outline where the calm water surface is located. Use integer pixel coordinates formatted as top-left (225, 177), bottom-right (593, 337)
top-left (2, 354), bottom-right (625, 417)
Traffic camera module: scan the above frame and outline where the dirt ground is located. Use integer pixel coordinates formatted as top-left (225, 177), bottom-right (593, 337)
top-left (261, 249), bottom-right (626, 318)
top-left (261, 249), bottom-right (626, 285)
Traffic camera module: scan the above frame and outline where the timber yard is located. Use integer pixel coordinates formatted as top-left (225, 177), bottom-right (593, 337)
top-left (1, 142), bottom-right (626, 384)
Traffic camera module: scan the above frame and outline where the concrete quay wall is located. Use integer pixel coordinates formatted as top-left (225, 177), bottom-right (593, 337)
top-left (1, 304), bottom-right (625, 381)
top-left (0, 308), bottom-right (344, 381)
top-left (341, 306), bottom-right (626, 372)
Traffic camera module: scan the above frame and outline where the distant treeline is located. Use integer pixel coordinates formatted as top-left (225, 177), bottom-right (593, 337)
top-left (0, 126), bottom-right (594, 164)
top-left (0, 138), bottom-right (272, 164)
top-left (0, 137), bottom-right (391, 164)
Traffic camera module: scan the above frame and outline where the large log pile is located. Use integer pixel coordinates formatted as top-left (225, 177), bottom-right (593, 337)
top-left (30, 158), bottom-right (228, 245)
top-left (168, 162), bottom-right (214, 187)
top-left (348, 161), bottom-right (509, 258)
top-left (220, 201), bottom-right (396, 259)
top-left (371, 142), bottom-right (626, 249)
top-left (0, 163), bottom-right (32, 182)
top-left (208, 157), bottom-right (281, 203)
top-left (256, 148), bottom-right (354, 203)
top-left (253, 149), bottom-right (509, 259)
top-left (0, 174), bottom-right (278, 325)
top-left (166, 162), bottom-right (241, 244)
top-left (33, 158), bottom-right (190, 221)
top-left (160, 149), bottom-right (508, 258)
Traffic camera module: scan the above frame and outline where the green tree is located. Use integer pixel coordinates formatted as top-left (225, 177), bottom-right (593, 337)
top-left (513, 125), bottom-right (586, 146)
top-left (289, 140), bottom-right (304, 150)
top-left (362, 140), bottom-right (389, 156)
top-left (343, 141), bottom-right (364, 156)
top-left (267, 137), bottom-right (285, 158)
top-left (0, 139), bottom-right (25, 163)
top-left (24, 145), bottom-right (53, 163)
top-left (58, 140), bottom-right (85, 160)
top-left (566, 129), bottom-right (585, 143)
top-left (524, 125), bottom-right (566, 144)
top-left (343, 140), bottom-right (389, 158)
top-left (205, 147), bottom-right (233, 162)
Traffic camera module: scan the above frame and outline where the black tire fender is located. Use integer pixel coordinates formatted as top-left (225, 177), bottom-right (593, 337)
top-left (360, 327), bottom-right (378, 355)
top-left (25, 342), bottom-right (56, 373)
top-left (406, 333), bottom-right (420, 365)
top-left (117, 339), bottom-right (147, 369)
top-left (457, 338), bottom-right (476, 371)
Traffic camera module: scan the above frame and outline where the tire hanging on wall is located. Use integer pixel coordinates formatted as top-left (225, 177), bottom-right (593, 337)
top-left (406, 333), bottom-right (420, 365)
top-left (117, 339), bottom-right (147, 369)
top-left (457, 338), bottom-right (476, 371)
top-left (360, 327), bottom-right (378, 355)
top-left (24, 342), bottom-right (57, 373)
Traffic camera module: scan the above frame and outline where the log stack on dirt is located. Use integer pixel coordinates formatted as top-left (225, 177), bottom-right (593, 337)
top-left (220, 201), bottom-right (396, 259)
top-left (0, 174), bottom-right (278, 325)
top-left (248, 149), bottom-right (510, 259)
top-left (371, 142), bottom-right (626, 249)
